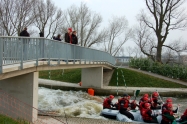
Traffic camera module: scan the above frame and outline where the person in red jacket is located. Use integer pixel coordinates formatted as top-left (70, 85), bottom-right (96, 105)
top-left (162, 98), bottom-right (178, 113)
top-left (119, 93), bottom-right (134, 120)
top-left (161, 103), bottom-right (175, 124)
top-left (178, 109), bottom-right (187, 124)
top-left (139, 96), bottom-right (150, 111)
top-left (103, 95), bottom-right (115, 109)
top-left (141, 103), bottom-right (158, 123)
top-left (139, 93), bottom-right (149, 104)
top-left (150, 92), bottom-right (161, 110)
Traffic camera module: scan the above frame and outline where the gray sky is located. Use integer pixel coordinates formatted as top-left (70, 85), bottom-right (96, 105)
top-left (53, 0), bottom-right (187, 54)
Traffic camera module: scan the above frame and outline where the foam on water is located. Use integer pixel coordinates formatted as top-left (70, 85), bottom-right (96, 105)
top-left (38, 87), bottom-right (106, 119)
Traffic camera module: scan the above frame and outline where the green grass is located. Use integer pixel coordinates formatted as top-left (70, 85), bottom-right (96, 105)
top-left (0, 114), bottom-right (29, 124)
top-left (39, 69), bottom-right (81, 83)
top-left (39, 68), bottom-right (187, 88)
top-left (109, 68), bottom-right (187, 88)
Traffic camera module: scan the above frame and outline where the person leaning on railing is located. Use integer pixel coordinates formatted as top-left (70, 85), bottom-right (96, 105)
top-left (19, 27), bottom-right (30, 60)
top-left (65, 28), bottom-right (72, 44)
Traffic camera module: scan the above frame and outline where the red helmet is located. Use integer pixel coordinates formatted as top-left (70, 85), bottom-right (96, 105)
top-left (166, 98), bottom-right (172, 103)
top-left (143, 97), bottom-right (149, 101)
top-left (152, 92), bottom-right (158, 97)
top-left (143, 94), bottom-right (149, 97)
top-left (167, 103), bottom-right (173, 109)
top-left (144, 103), bottom-right (150, 108)
top-left (109, 95), bottom-right (114, 99)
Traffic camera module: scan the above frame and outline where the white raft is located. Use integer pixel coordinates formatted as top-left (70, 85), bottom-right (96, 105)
top-left (101, 109), bottom-right (171, 124)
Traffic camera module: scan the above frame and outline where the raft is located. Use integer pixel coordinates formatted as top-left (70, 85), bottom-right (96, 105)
top-left (101, 109), bottom-right (179, 124)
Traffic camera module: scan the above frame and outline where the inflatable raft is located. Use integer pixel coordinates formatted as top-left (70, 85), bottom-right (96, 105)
top-left (101, 109), bottom-right (179, 124)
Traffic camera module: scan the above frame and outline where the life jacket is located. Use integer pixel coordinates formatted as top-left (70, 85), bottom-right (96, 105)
top-left (103, 98), bottom-right (111, 109)
top-left (130, 100), bottom-right (137, 110)
top-left (141, 108), bottom-right (152, 121)
top-left (162, 109), bottom-right (173, 122)
top-left (162, 103), bottom-right (167, 112)
top-left (150, 97), bottom-right (158, 108)
top-left (118, 98), bottom-right (129, 110)
top-left (184, 109), bottom-right (187, 116)
top-left (181, 109), bottom-right (187, 119)
top-left (139, 102), bottom-right (149, 111)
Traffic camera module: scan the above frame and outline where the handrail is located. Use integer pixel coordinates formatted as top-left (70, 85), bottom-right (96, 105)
top-left (0, 37), bottom-right (115, 73)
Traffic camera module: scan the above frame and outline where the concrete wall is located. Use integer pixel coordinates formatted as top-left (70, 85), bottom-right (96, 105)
top-left (0, 72), bottom-right (38, 122)
top-left (81, 67), bottom-right (103, 88)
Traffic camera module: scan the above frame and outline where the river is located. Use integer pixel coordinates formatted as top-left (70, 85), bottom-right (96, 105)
top-left (38, 87), bottom-right (187, 120)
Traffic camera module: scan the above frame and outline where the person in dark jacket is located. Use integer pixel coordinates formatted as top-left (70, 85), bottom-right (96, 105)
top-left (72, 31), bottom-right (78, 45)
top-left (55, 34), bottom-right (62, 41)
top-left (65, 28), bottom-right (72, 43)
top-left (20, 27), bottom-right (30, 60)
top-left (20, 27), bottom-right (30, 37)
top-left (39, 32), bottom-right (44, 37)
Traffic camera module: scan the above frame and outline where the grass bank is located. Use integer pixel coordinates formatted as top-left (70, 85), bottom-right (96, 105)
top-left (0, 114), bottom-right (29, 124)
top-left (39, 68), bottom-right (187, 88)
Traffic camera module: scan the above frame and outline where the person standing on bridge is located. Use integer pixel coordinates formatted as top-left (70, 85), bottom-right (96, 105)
top-left (72, 31), bottom-right (78, 45)
top-left (65, 28), bottom-right (72, 44)
top-left (19, 27), bottom-right (30, 60)
top-left (20, 27), bottom-right (30, 37)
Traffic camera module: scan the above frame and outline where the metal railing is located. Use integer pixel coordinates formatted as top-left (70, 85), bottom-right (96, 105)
top-left (0, 36), bottom-right (115, 73)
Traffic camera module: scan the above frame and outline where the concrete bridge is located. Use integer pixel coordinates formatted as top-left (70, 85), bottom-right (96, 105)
top-left (0, 37), bottom-right (115, 122)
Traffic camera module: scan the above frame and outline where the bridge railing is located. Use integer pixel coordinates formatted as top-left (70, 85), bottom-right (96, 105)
top-left (0, 37), bottom-right (115, 73)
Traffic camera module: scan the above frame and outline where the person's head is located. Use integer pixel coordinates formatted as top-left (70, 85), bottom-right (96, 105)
top-left (143, 94), bottom-right (149, 98)
top-left (144, 103), bottom-right (151, 109)
top-left (68, 28), bottom-right (72, 33)
top-left (167, 103), bottom-right (173, 110)
top-left (24, 27), bottom-right (27, 30)
top-left (166, 98), bottom-right (172, 104)
top-left (152, 92), bottom-right (158, 98)
top-left (72, 31), bottom-right (77, 35)
top-left (123, 93), bottom-right (128, 99)
top-left (109, 95), bottom-right (114, 100)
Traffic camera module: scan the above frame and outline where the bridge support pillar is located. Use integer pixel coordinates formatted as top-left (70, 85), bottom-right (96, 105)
top-left (0, 72), bottom-right (38, 123)
top-left (81, 67), bottom-right (103, 88)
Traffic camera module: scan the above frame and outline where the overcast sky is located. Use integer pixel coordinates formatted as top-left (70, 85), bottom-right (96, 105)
top-left (52, 0), bottom-right (187, 54)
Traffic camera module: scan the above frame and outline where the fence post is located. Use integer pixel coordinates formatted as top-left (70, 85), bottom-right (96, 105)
top-left (0, 38), bottom-right (3, 73)
top-left (20, 38), bottom-right (23, 70)
top-left (36, 39), bottom-right (38, 66)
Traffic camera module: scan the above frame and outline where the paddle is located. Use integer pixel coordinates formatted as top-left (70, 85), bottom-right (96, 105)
top-left (156, 90), bottom-right (164, 104)
top-left (134, 90), bottom-right (140, 100)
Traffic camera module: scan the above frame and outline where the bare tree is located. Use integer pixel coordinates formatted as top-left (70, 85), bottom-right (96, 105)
top-left (125, 46), bottom-right (134, 57)
top-left (33, 0), bottom-right (64, 38)
top-left (59, 3), bottom-right (105, 47)
top-left (133, 21), bottom-right (157, 61)
top-left (0, 0), bottom-right (35, 36)
top-left (103, 16), bottom-right (133, 56)
top-left (138, 0), bottom-right (187, 63)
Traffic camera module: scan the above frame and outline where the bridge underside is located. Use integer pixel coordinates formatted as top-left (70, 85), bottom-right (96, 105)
top-left (0, 60), bottom-right (114, 122)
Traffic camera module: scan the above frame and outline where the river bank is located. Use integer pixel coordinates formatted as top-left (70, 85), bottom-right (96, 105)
top-left (39, 79), bottom-right (187, 97)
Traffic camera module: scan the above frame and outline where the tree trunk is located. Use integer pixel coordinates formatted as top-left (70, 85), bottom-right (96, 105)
top-left (156, 41), bottom-right (162, 63)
